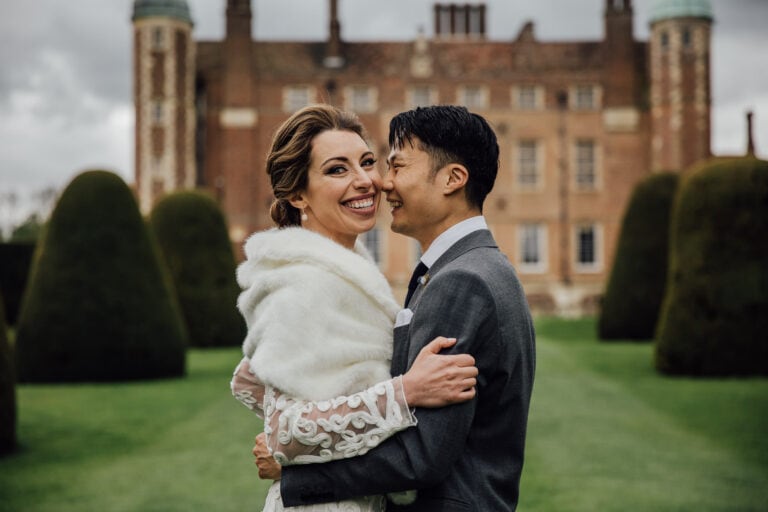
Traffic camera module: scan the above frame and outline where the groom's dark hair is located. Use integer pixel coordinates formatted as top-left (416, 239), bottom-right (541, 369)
top-left (388, 105), bottom-right (499, 211)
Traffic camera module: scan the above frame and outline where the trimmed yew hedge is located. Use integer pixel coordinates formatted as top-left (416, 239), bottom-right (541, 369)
top-left (598, 172), bottom-right (679, 340)
top-left (0, 293), bottom-right (15, 455)
top-left (149, 191), bottom-right (245, 347)
top-left (0, 242), bottom-right (36, 326)
top-left (14, 170), bottom-right (188, 382)
top-left (655, 157), bottom-right (768, 376)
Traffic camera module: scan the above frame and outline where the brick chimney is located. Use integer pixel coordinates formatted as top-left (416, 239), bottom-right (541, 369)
top-left (603, 0), bottom-right (637, 107)
top-left (747, 111), bottom-right (756, 156)
top-left (325, 0), bottom-right (345, 68)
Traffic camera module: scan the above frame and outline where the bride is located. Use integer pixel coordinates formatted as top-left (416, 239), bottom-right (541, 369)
top-left (231, 104), bottom-right (478, 511)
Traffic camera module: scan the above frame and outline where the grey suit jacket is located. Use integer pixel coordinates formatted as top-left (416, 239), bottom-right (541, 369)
top-left (280, 230), bottom-right (536, 511)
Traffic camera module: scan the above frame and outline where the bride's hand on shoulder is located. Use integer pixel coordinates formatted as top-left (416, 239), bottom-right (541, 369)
top-left (402, 336), bottom-right (478, 408)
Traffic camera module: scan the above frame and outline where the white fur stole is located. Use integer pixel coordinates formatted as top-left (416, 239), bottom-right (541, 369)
top-left (237, 227), bottom-right (400, 401)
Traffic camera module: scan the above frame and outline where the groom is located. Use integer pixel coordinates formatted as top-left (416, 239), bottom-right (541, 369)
top-left (266, 106), bottom-right (535, 510)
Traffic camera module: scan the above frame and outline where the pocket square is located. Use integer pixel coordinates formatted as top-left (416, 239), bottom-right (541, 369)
top-left (395, 308), bottom-right (414, 327)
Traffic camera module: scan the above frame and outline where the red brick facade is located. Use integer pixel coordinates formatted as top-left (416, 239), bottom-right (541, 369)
top-left (133, 0), bottom-right (712, 313)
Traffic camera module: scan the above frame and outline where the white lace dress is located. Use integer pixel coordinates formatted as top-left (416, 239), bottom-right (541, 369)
top-left (231, 228), bottom-right (417, 511)
top-left (232, 360), bottom-right (416, 511)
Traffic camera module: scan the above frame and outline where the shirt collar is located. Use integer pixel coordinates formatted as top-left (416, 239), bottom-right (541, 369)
top-left (420, 216), bottom-right (488, 268)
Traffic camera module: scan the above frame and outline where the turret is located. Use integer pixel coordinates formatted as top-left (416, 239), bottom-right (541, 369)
top-left (649, 0), bottom-right (713, 171)
top-left (132, 0), bottom-right (196, 213)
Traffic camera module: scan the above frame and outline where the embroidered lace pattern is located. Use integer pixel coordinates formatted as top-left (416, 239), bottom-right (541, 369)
top-left (230, 358), bottom-right (416, 465)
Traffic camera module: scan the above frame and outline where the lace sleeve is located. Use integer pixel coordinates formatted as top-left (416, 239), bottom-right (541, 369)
top-left (264, 377), bottom-right (417, 466)
top-left (230, 358), bottom-right (266, 419)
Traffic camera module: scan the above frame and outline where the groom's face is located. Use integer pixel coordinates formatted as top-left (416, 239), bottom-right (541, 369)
top-left (384, 138), bottom-right (449, 248)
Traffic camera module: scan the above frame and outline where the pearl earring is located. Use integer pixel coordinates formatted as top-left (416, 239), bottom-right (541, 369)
top-left (301, 209), bottom-right (308, 222)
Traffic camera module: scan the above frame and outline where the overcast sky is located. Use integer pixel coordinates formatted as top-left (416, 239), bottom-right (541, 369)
top-left (0, 0), bottom-right (766, 229)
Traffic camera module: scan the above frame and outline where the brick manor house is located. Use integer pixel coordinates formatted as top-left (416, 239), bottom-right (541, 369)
top-left (131, 0), bottom-right (713, 314)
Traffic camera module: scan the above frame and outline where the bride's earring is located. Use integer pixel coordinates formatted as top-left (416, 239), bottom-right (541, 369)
top-left (301, 208), bottom-right (308, 222)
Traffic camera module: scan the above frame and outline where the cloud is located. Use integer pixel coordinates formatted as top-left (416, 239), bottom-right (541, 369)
top-left (0, 0), bottom-right (766, 211)
top-left (712, 88), bottom-right (768, 156)
top-left (0, 1), bottom-right (132, 109)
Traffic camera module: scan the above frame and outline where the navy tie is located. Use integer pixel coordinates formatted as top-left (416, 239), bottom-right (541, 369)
top-left (404, 261), bottom-right (428, 306)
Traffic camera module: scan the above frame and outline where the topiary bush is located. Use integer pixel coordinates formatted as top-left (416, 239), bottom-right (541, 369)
top-left (0, 292), bottom-right (16, 455)
top-left (14, 170), bottom-right (187, 382)
top-left (9, 213), bottom-right (45, 243)
top-left (0, 241), bottom-right (36, 326)
top-left (655, 157), bottom-right (768, 376)
top-left (598, 172), bottom-right (679, 340)
top-left (149, 190), bottom-right (245, 347)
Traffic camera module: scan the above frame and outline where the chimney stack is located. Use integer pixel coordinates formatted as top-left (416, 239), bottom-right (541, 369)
top-left (434, 3), bottom-right (486, 39)
top-left (325, 0), bottom-right (345, 68)
top-left (747, 111), bottom-right (756, 156)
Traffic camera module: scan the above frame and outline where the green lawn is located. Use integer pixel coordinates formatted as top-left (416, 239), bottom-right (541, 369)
top-left (2, 317), bottom-right (767, 511)
top-left (521, 318), bottom-right (768, 511)
top-left (0, 350), bottom-right (267, 512)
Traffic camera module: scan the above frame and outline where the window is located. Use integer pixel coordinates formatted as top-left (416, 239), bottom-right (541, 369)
top-left (408, 85), bottom-right (436, 108)
top-left (151, 100), bottom-right (164, 124)
top-left (575, 223), bottom-right (602, 272)
top-left (660, 30), bottom-right (669, 49)
top-left (362, 226), bottom-right (381, 265)
top-left (518, 223), bottom-right (547, 273)
top-left (517, 140), bottom-right (540, 189)
top-left (151, 27), bottom-right (164, 50)
top-left (458, 85), bottom-right (488, 110)
top-left (682, 27), bottom-right (692, 48)
top-left (578, 226), bottom-right (595, 264)
top-left (283, 86), bottom-right (314, 112)
top-left (345, 85), bottom-right (377, 113)
top-left (515, 85), bottom-right (541, 110)
top-left (575, 139), bottom-right (596, 190)
top-left (573, 85), bottom-right (597, 110)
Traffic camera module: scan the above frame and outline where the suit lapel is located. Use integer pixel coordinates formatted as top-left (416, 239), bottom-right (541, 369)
top-left (391, 230), bottom-right (498, 376)
top-left (408, 229), bottom-right (497, 307)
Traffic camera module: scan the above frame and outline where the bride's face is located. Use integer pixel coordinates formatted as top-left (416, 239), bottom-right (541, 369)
top-left (293, 129), bottom-right (382, 249)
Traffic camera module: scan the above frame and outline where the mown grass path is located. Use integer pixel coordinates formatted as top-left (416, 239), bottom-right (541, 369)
top-left (1, 318), bottom-right (766, 511)
top-left (521, 318), bottom-right (768, 511)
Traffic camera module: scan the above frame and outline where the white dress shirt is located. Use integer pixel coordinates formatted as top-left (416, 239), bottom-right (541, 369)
top-left (419, 216), bottom-right (488, 269)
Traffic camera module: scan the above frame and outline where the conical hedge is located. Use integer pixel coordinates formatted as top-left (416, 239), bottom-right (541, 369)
top-left (598, 172), bottom-right (679, 340)
top-left (0, 241), bottom-right (36, 326)
top-left (0, 293), bottom-right (16, 455)
top-left (15, 170), bottom-right (187, 382)
top-left (149, 191), bottom-right (245, 347)
top-left (656, 157), bottom-right (768, 376)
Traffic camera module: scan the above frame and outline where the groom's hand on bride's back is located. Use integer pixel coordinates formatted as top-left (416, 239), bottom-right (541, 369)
top-left (402, 336), bottom-right (478, 408)
top-left (253, 432), bottom-right (282, 480)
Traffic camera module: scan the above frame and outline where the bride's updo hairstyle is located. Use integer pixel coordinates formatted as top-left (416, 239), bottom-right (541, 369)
top-left (267, 104), bottom-right (368, 227)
